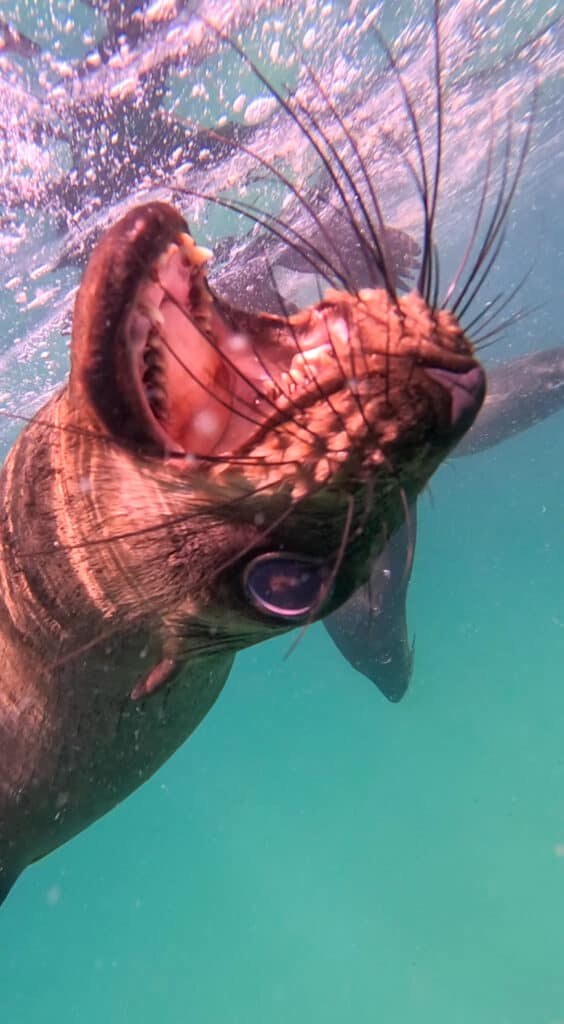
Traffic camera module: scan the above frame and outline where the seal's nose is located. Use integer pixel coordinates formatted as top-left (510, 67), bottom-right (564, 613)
top-left (425, 364), bottom-right (486, 437)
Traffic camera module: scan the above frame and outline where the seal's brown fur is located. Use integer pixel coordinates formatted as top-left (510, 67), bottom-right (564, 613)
top-left (0, 202), bottom-right (484, 902)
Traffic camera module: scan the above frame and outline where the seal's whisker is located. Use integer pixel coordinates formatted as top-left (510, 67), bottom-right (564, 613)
top-left (371, 28), bottom-right (427, 199)
top-left (423, 0), bottom-right (444, 305)
top-left (194, 124), bottom-right (355, 291)
top-left (431, 244), bottom-right (441, 311)
top-left (464, 266), bottom-right (534, 337)
top-left (455, 228), bottom-right (508, 323)
top-left (200, 19), bottom-right (381, 297)
top-left (462, 290), bottom-right (504, 333)
top-left (371, 22), bottom-right (433, 300)
top-left (292, 92), bottom-right (385, 293)
top-left (442, 109), bottom-right (497, 309)
top-left (473, 303), bottom-right (540, 348)
top-left (16, 475), bottom-right (304, 559)
top-left (450, 120), bottom-right (514, 316)
top-left (0, 409), bottom-right (117, 447)
top-left (451, 89), bottom-right (536, 317)
top-left (173, 184), bottom-right (347, 290)
top-left (296, 61), bottom-right (397, 299)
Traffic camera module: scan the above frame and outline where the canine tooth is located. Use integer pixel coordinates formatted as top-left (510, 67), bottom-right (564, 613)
top-left (177, 232), bottom-right (213, 266)
top-left (195, 245), bottom-right (213, 264)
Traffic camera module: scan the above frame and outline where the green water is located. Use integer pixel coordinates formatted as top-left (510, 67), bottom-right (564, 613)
top-left (2, 412), bottom-right (563, 1023)
top-left (1, 1), bottom-right (564, 1020)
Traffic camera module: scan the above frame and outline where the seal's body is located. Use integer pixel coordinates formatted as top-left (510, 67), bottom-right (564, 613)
top-left (0, 200), bottom-right (485, 904)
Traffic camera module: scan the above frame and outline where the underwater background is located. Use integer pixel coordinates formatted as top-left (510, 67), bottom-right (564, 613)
top-left (1, 1), bottom-right (564, 1022)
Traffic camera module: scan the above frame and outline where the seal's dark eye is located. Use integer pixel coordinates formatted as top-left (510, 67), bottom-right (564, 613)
top-left (243, 553), bottom-right (332, 620)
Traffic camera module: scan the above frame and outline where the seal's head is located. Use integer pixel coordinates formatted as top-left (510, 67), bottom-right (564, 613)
top-left (67, 201), bottom-right (484, 650)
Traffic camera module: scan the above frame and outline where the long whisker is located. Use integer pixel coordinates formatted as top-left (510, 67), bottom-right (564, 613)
top-left (292, 92), bottom-right (386, 293)
top-left (17, 474), bottom-right (304, 559)
top-left (296, 61), bottom-right (398, 299)
top-left (199, 17), bottom-right (390, 300)
top-left (463, 265), bottom-right (534, 338)
top-left (173, 183), bottom-right (347, 289)
top-left (455, 226), bottom-right (508, 323)
top-left (442, 108), bottom-right (496, 309)
top-left (473, 303), bottom-right (540, 348)
top-left (371, 25), bottom-right (431, 296)
top-left (451, 87), bottom-right (536, 317)
top-left (423, 0), bottom-right (444, 305)
top-left (192, 123), bottom-right (357, 291)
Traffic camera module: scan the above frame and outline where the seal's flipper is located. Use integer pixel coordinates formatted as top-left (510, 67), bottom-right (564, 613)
top-left (324, 508), bottom-right (417, 702)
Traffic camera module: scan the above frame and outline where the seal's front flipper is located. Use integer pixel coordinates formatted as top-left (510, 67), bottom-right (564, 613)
top-left (324, 508), bottom-right (417, 703)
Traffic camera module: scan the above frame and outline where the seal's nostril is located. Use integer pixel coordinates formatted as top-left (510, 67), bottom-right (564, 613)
top-left (425, 365), bottom-right (486, 435)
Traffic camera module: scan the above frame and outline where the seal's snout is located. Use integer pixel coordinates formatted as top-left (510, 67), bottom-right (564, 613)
top-left (425, 364), bottom-right (486, 437)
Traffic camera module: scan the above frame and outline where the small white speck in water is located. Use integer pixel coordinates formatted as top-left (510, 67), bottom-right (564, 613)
top-left (45, 885), bottom-right (61, 907)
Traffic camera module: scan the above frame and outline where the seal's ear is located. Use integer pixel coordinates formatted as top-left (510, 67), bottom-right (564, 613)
top-left (68, 201), bottom-right (190, 453)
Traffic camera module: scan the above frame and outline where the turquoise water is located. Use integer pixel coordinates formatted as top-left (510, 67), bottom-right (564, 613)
top-left (1, 2), bottom-right (564, 1021)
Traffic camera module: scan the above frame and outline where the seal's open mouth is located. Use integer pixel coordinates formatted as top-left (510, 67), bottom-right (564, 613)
top-left (71, 202), bottom-right (485, 483)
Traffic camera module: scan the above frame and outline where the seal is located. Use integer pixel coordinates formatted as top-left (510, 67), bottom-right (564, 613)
top-left (326, 346), bottom-right (564, 700)
top-left (0, 200), bottom-right (485, 905)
